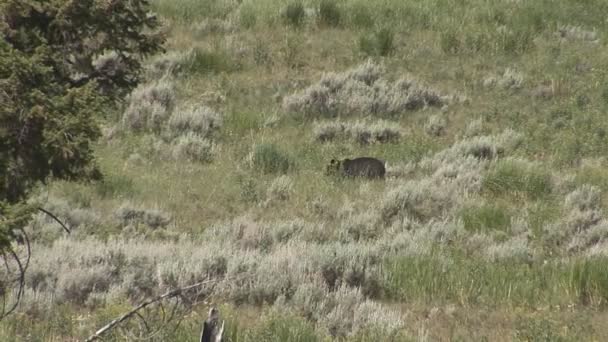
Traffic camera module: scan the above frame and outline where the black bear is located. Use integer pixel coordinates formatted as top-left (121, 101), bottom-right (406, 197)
top-left (327, 157), bottom-right (386, 179)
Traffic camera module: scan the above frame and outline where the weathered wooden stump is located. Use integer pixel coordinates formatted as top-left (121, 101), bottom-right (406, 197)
top-left (200, 307), bottom-right (224, 342)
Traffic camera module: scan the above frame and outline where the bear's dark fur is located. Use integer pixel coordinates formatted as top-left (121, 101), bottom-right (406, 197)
top-left (327, 157), bottom-right (386, 179)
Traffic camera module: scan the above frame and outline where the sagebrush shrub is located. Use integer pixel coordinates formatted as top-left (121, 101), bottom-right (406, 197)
top-left (348, 120), bottom-right (401, 144)
top-left (122, 79), bottom-right (175, 132)
top-left (284, 60), bottom-right (453, 119)
top-left (565, 184), bottom-right (602, 212)
top-left (57, 264), bottom-right (112, 305)
top-left (28, 196), bottom-right (101, 241)
top-left (114, 202), bottom-right (171, 229)
top-left (313, 121), bottom-right (346, 142)
top-left (381, 179), bottom-right (459, 223)
top-left (171, 133), bottom-right (214, 163)
top-left (314, 120), bottom-right (401, 144)
top-left (557, 25), bottom-right (598, 42)
top-left (167, 105), bottom-right (222, 138)
top-left (424, 114), bottom-right (447, 137)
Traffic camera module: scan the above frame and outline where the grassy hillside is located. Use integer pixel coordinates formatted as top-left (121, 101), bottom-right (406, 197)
top-left (3, 0), bottom-right (608, 340)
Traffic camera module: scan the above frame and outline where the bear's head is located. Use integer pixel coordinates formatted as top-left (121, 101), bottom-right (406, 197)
top-left (326, 159), bottom-right (342, 175)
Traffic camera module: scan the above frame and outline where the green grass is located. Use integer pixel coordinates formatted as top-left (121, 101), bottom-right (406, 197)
top-left (459, 202), bottom-right (512, 234)
top-left (483, 159), bottom-right (553, 200)
top-left (383, 255), bottom-right (608, 307)
top-left (8, 0), bottom-right (608, 340)
top-left (252, 143), bottom-right (294, 174)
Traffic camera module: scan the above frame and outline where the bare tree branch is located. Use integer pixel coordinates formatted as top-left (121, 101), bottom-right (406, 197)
top-left (0, 245), bottom-right (27, 320)
top-left (85, 278), bottom-right (222, 342)
top-left (37, 207), bottom-right (71, 234)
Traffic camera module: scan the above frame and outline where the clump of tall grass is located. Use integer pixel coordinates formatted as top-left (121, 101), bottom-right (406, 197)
top-left (182, 48), bottom-right (240, 74)
top-left (121, 78), bottom-right (175, 132)
top-left (238, 3), bottom-right (257, 29)
top-left (359, 27), bottom-right (395, 57)
top-left (346, 2), bottom-right (374, 28)
top-left (281, 1), bottom-right (306, 27)
top-left (495, 25), bottom-right (534, 55)
top-left (483, 158), bottom-right (553, 200)
top-left (459, 202), bottom-right (512, 234)
top-left (266, 175), bottom-right (294, 203)
top-left (283, 60), bottom-right (455, 119)
top-left (440, 31), bottom-right (461, 55)
top-left (251, 143), bottom-right (293, 174)
top-left (318, 0), bottom-right (341, 27)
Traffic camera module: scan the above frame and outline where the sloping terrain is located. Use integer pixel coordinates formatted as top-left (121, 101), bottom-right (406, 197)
top-left (3, 0), bottom-right (608, 340)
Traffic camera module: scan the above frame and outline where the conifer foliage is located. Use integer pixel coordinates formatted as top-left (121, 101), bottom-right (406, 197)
top-left (0, 0), bottom-right (164, 316)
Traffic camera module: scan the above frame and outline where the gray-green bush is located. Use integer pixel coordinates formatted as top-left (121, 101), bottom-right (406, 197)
top-left (122, 79), bottom-right (175, 132)
top-left (171, 133), bottom-right (215, 163)
top-left (283, 60), bottom-right (455, 119)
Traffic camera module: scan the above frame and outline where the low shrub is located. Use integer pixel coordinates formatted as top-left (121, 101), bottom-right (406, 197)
top-left (313, 120), bottom-right (401, 144)
top-left (266, 175), bottom-right (294, 202)
top-left (114, 202), bottom-right (172, 229)
top-left (284, 60), bottom-right (454, 119)
top-left (121, 79), bottom-right (175, 132)
top-left (424, 114), bottom-right (447, 137)
top-left (282, 1), bottom-right (306, 27)
top-left (171, 133), bottom-right (215, 163)
top-left (252, 144), bottom-right (293, 174)
top-left (167, 105), bottom-right (223, 138)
